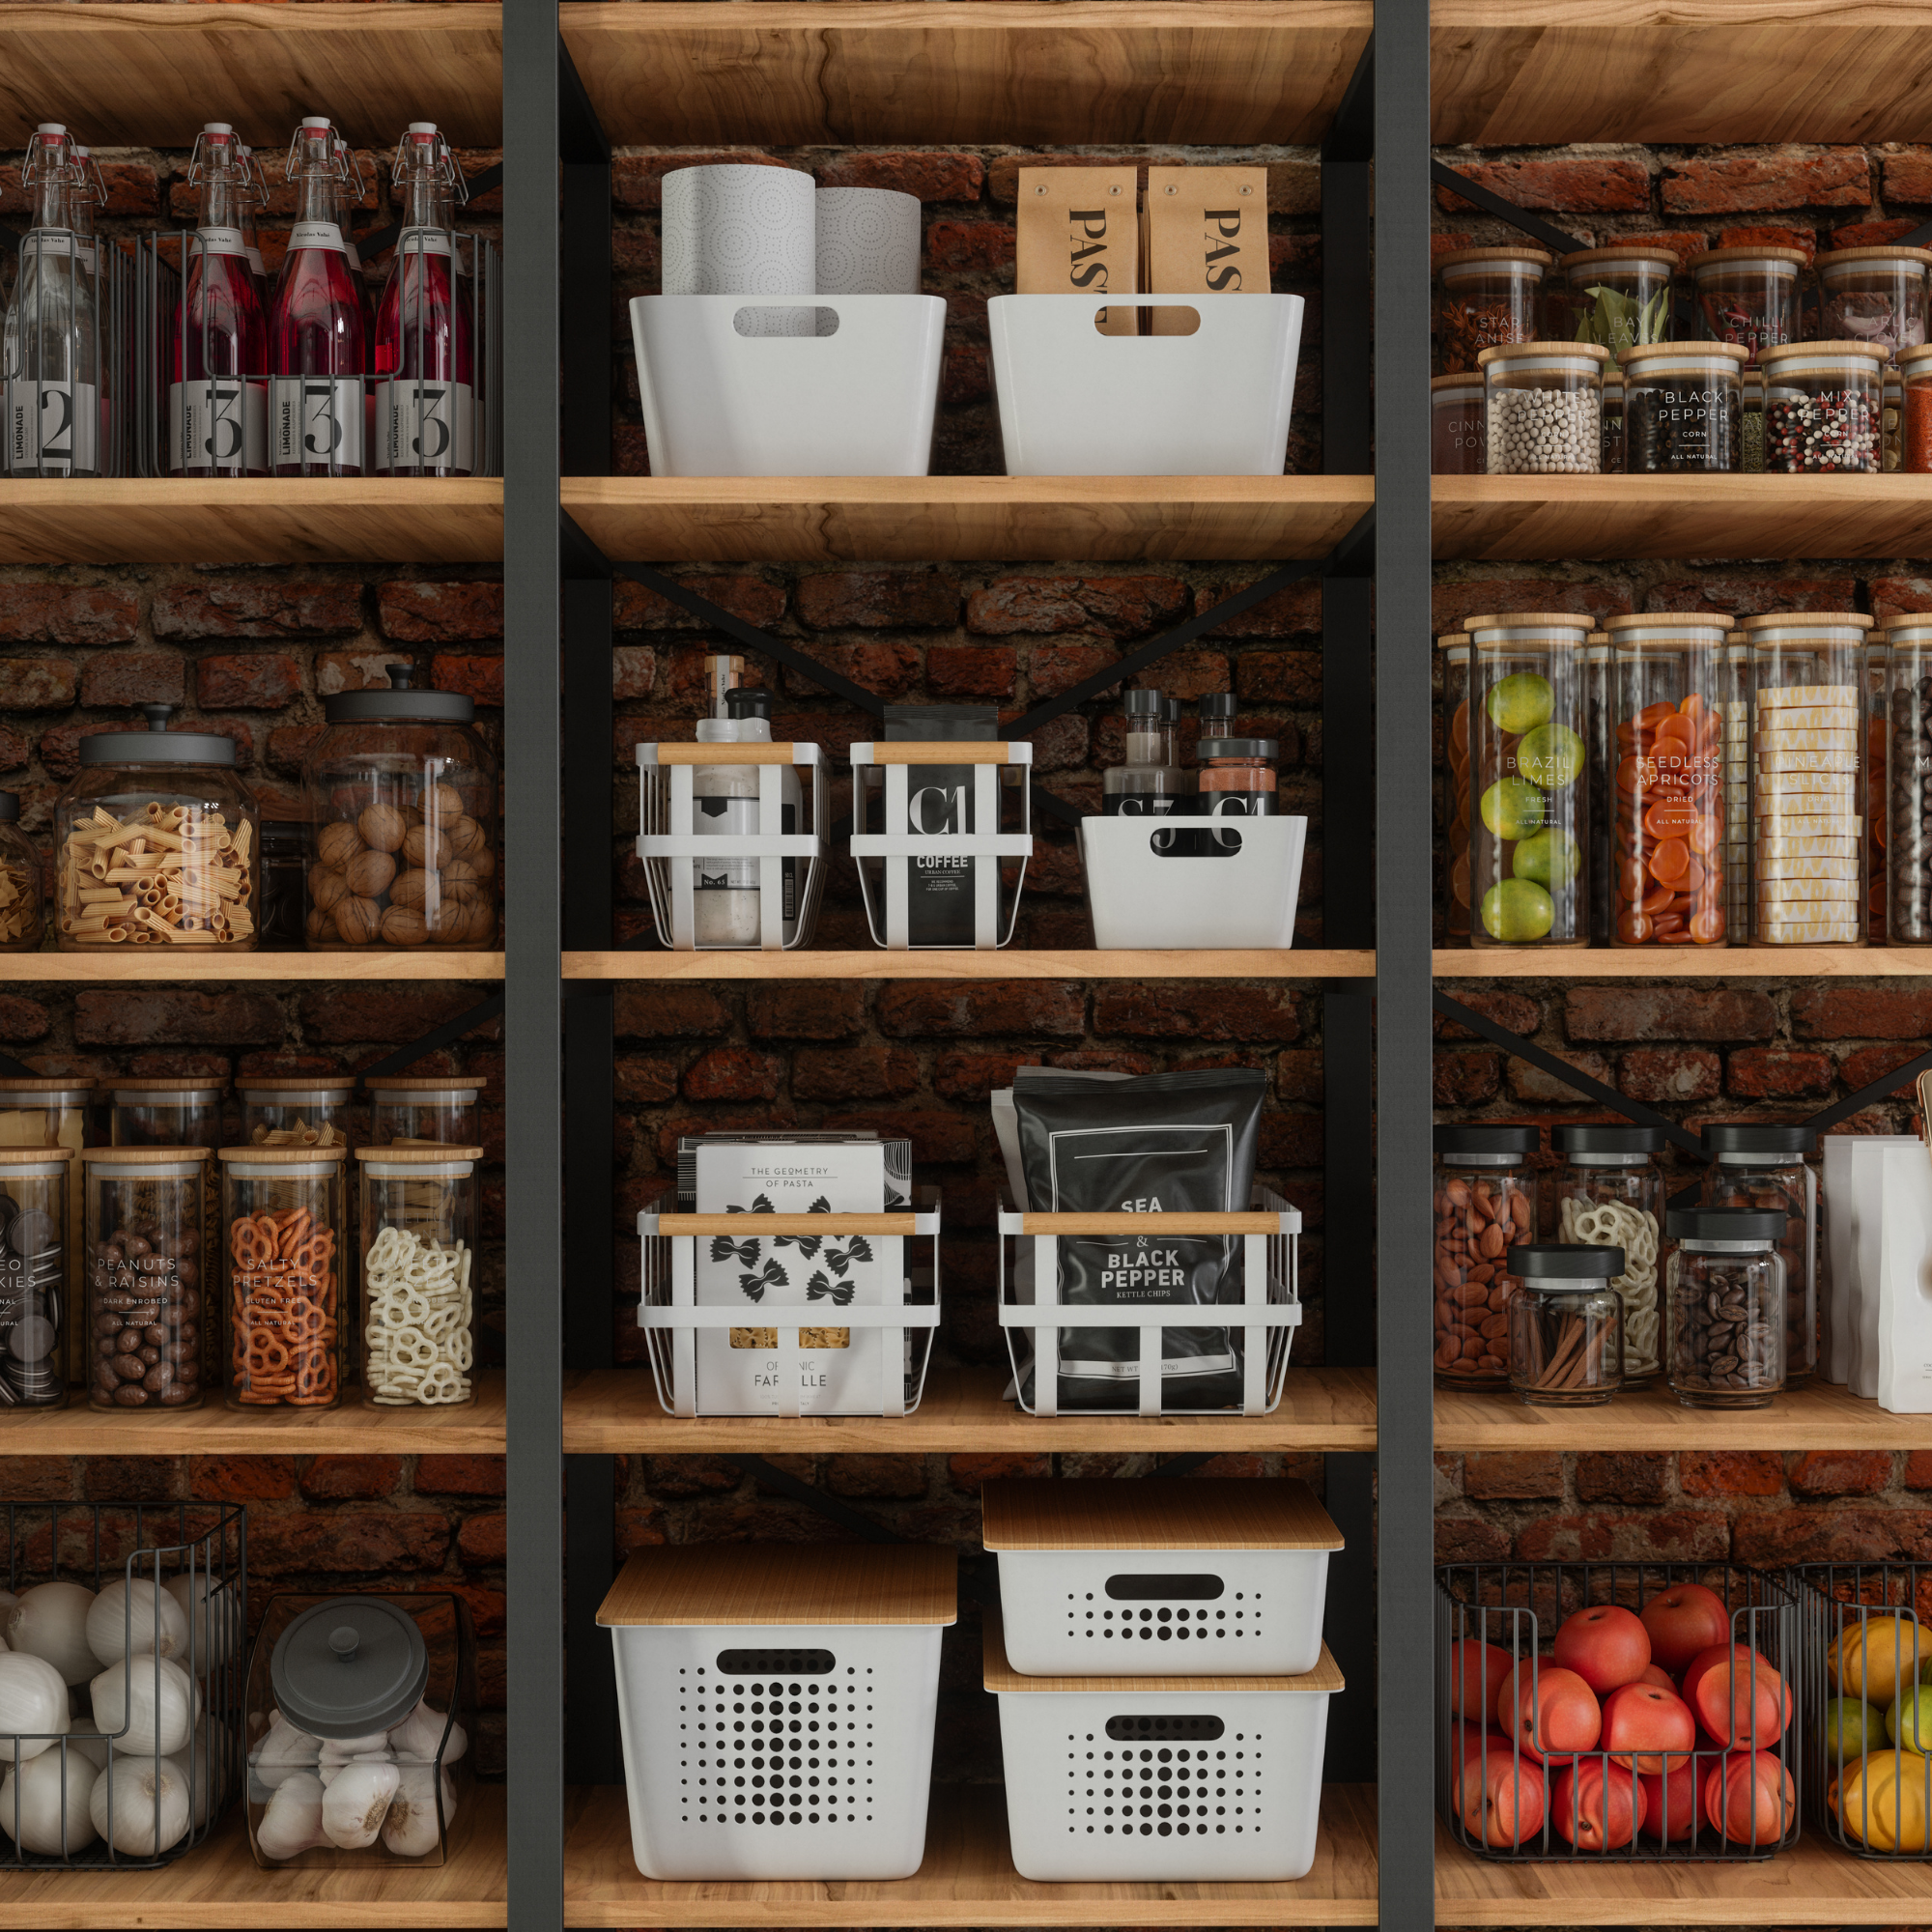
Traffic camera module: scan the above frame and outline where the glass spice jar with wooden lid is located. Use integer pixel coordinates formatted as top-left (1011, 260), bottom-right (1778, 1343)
top-left (1899, 343), bottom-right (1932, 470)
top-left (1431, 372), bottom-right (1486, 473)
top-left (1814, 243), bottom-right (1932, 356)
top-left (1619, 341), bottom-right (1749, 473)
top-left (238, 1075), bottom-right (354, 1150)
top-left (1546, 246), bottom-right (1678, 355)
top-left (363, 1073), bottom-right (483, 1149)
top-left (1479, 342), bottom-right (1609, 473)
top-left (1690, 244), bottom-right (1808, 364)
top-left (1758, 341), bottom-right (1888, 472)
top-left (1435, 246), bottom-right (1551, 374)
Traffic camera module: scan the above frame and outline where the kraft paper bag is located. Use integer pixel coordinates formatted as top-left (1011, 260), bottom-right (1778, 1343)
top-left (1144, 165), bottom-right (1269, 337)
top-left (1823, 1130), bottom-right (1857, 1383)
top-left (1878, 1142), bottom-right (1932, 1413)
top-left (1016, 165), bottom-right (1138, 336)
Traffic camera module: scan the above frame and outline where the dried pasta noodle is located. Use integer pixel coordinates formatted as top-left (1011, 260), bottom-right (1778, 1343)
top-left (0, 859), bottom-right (35, 942)
top-left (364, 1225), bottom-right (473, 1406)
top-left (249, 1117), bottom-right (345, 1149)
top-left (58, 801), bottom-right (252, 946)
top-left (1557, 1195), bottom-right (1662, 1378)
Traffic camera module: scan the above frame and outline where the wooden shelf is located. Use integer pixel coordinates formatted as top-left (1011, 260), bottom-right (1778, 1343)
top-left (562, 477), bottom-right (1373, 565)
top-left (1436, 947), bottom-right (1932, 978)
top-left (1433, 0), bottom-right (1932, 146)
top-left (0, 1784), bottom-right (504, 1927)
top-left (0, 3), bottom-right (502, 149)
top-left (563, 1365), bottom-right (1378, 1454)
top-left (1434, 475), bottom-right (1932, 563)
top-left (0, 1372), bottom-right (503, 1455)
top-left (0, 952), bottom-right (503, 982)
top-left (564, 1782), bottom-right (1378, 1926)
top-left (1436, 1818), bottom-right (1932, 1924)
top-left (1436, 1376), bottom-right (1924, 1450)
top-left (557, 2), bottom-right (1371, 147)
top-left (0, 481), bottom-right (503, 567)
top-left (566, 949), bottom-right (1374, 981)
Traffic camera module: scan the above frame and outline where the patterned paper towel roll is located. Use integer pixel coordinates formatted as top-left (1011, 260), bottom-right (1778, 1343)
top-left (661, 163), bottom-right (815, 338)
top-left (814, 186), bottom-right (923, 295)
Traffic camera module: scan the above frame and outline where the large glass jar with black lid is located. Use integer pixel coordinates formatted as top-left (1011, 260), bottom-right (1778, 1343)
top-left (1691, 245), bottom-right (1807, 364)
top-left (1435, 246), bottom-right (1551, 374)
top-left (1433, 1123), bottom-right (1538, 1390)
top-left (1665, 1207), bottom-right (1786, 1409)
top-left (53, 705), bottom-right (258, 952)
top-left (1464, 611), bottom-right (1593, 948)
top-left (0, 791), bottom-right (43, 952)
top-left (0, 1148), bottom-right (72, 1408)
top-left (1546, 246), bottom-right (1677, 355)
top-left (1548, 1124), bottom-right (1664, 1383)
top-left (1700, 1122), bottom-right (1818, 1386)
top-left (1814, 244), bottom-right (1932, 356)
top-left (1885, 619), bottom-right (1932, 942)
top-left (1508, 1243), bottom-right (1625, 1407)
top-left (1619, 342), bottom-right (1747, 472)
top-left (303, 666), bottom-right (497, 951)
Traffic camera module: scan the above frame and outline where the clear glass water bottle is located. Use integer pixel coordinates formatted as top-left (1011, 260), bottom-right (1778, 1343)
top-left (4, 125), bottom-right (99, 477)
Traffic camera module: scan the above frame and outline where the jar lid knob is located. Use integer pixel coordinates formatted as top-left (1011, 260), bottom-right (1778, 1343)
top-left (140, 703), bottom-right (173, 732)
top-left (386, 663), bottom-right (416, 691)
top-left (328, 1626), bottom-right (359, 1662)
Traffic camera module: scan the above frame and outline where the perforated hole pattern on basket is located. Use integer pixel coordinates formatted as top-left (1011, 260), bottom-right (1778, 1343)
top-left (1067, 1718), bottom-right (1261, 1836)
top-left (678, 1657), bottom-right (876, 1828)
top-left (1067, 1586), bottom-right (1261, 1644)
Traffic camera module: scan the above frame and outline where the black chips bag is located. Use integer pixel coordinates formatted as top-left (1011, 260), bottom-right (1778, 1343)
top-left (1013, 1067), bottom-right (1265, 1411)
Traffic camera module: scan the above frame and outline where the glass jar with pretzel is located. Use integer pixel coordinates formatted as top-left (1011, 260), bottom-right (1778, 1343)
top-left (219, 1146), bottom-right (347, 1409)
top-left (357, 1145), bottom-right (479, 1409)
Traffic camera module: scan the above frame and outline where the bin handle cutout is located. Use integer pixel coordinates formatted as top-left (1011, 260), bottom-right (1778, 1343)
top-left (1145, 826), bottom-right (1240, 857)
top-left (1095, 305), bottom-right (1200, 335)
top-left (715, 1647), bottom-right (837, 1675)
top-left (1105, 1573), bottom-right (1226, 1601)
top-left (1104, 1715), bottom-right (1226, 1741)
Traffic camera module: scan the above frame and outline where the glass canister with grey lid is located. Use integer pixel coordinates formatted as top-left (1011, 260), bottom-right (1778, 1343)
top-left (1507, 1242), bottom-right (1625, 1406)
top-left (1548, 1123), bottom-right (1664, 1383)
top-left (1665, 1206), bottom-right (1786, 1408)
top-left (0, 1148), bottom-right (73, 1407)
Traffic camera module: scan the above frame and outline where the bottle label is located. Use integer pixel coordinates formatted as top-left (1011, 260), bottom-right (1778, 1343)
top-left (7, 380), bottom-right (99, 474)
top-left (395, 228), bottom-right (453, 258)
top-left (195, 226), bottom-right (247, 260)
top-left (169, 378), bottom-right (267, 473)
top-left (286, 220), bottom-right (345, 254)
top-left (376, 378), bottom-right (473, 473)
top-left (270, 376), bottom-right (364, 470)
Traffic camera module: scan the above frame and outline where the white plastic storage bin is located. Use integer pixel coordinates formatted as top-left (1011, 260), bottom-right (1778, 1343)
top-left (637, 1193), bottom-right (941, 1417)
top-left (600, 1543), bottom-right (957, 1881)
top-left (985, 1606), bottom-right (1341, 1882)
top-left (1078, 815), bottom-right (1308, 949)
top-left (629, 294), bottom-right (947, 476)
top-left (986, 294), bottom-right (1304, 476)
top-left (981, 1476), bottom-right (1341, 1679)
top-left (1000, 1188), bottom-right (1301, 1416)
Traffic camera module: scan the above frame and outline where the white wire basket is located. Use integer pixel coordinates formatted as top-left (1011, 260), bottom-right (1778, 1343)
top-left (638, 1192), bottom-right (941, 1417)
top-left (637, 741), bottom-right (829, 951)
top-left (999, 1186), bottom-right (1301, 1417)
top-left (848, 740), bottom-right (1033, 950)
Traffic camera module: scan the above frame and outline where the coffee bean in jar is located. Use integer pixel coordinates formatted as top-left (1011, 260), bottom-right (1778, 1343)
top-left (1434, 1124), bottom-right (1538, 1389)
top-left (80, 1147), bottom-right (209, 1411)
top-left (1699, 1121), bottom-right (1819, 1385)
top-left (1664, 1207), bottom-right (1786, 1409)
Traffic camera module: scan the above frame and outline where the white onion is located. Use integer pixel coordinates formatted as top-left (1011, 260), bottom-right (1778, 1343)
top-left (86, 1579), bottom-right (188, 1670)
top-left (89, 1754), bottom-right (189, 1856)
top-left (247, 1715), bottom-right (320, 1792)
top-left (381, 1762), bottom-right (456, 1858)
top-left (64, 1718), bottom-right (109, 1774)
top-left (255, 1770), bottom-right (327, 1861)
top-left (6, 1583), bottom-right (98, 1686)
top-left (161, 1575), bottom-right (238, 1678)
top-left (388, 1699), bottom-right (468, 1766)
top-left (172, 1712), bottom-right (233, 1827)
top-left (0, 1746), bottom-right (98, 1854)
top-left (90, 1658), bottom-right (195, 1757)
top-left (0, 1652), bottom-right (70, 1761)
top-left (321, 1757), bottom-right (400, 1849)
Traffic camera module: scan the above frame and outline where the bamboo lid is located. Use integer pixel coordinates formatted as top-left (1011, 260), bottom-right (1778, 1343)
top-left (1817, 244), bottom-right (1932, 270)
top-left (0, 1148), bottom-right (73, 1166)
top-left (238, 1075), bottom-right (356, 1094)
top-left (1431, 372), bottom-right (1484, 390)
top-left (80, 1146), bottom-right (211, 1165)
top-left (1476, 339), bottom-right (1612, 366)
top-left (363, 1075), bottom-right (483, 1093)
top-left (1558, 245), bottom-right (1680, 271)
top-left (1462, 611), bottom-right (1596, 634)
top-left (1691, 245), bottom-right (1808, 270)
top-left (1618, 341), bottom-right (1749, 368)
top-left (1758, 338), bottom-right (1890, 368)
top-left (1605, 611), bottom-right (1737, 633)
top-left (109, 1078), bottom-right (228, 1095)
top-left (217, 1145), bottom-right (348, 1164)
top-left (1436, 634), bottom-right (1470, 649)
top-left (597, 1544), bottom-right (957, 1628)
top-left (357, 1144), bottom-right (484, 1163)
top-left (981, 1477), bottom-right (1342, 1553)
top-left (0, 1078), bottom-right (92, 1094)
top-left (981, 1606), bottom-right (1345, 1696)
top-left (1738, 611), bottom-right (1875, 631)
top-left (1436, 245), bottom-right (1553, 271)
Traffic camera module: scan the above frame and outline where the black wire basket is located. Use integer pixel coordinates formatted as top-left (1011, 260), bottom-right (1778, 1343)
top-left (1436, 1558), bottom-right (1801, 1863)
top-left (0, 1500), bottom-right (245, 1869)
top-left (1795, 1560), bottom-right (1932, 1857)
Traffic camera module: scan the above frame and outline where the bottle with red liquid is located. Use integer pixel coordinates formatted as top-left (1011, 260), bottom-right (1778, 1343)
top-left (331, 136), bottom-right (379, 355)
top-left (236, 144), bottom-right (270, 311)
top-left (374, 123), bottom-right (473, 476)
top-left (170, 123), bottom-right (267, 478)
top-left (269, 116), bottom-right (365, 476)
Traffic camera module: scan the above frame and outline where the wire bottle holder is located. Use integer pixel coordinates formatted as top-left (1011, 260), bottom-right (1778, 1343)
top-left (849, 740), bottom-right (1033, 950)
top-left (0, 1500), bottom-right (245, 1870)
top-left (1435, 1558), bottom-right (1801, 1863)
top-left (998, 1187), bottom-right (1301, 1417)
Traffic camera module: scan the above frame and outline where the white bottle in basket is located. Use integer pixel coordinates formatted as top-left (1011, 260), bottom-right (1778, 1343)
top-left (693, 683), bottom-right (802, 946)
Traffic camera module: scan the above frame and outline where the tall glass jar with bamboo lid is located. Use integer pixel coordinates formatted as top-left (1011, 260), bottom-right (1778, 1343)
top-left (238, 1075), bottom-right (354, 1151)
top-left (1605, 613), bottom-right (1734, 948)
top-left (1814, 244), bottom-right (1932, 357)
top-left (220, 1145), bottom-right (346, 1410)
top-left (0, 1077), bottom-right (91, 1386)
top-left (0, 1148), bottom-right (73, 1408)
top-left (1463, 612), bottom-right (1594, 948)
top-left (363, 1073), bottom-right (483, 1149)
top-left (1439, 634), bottom-right (1472, 944)
top-left (1690, 245), bottom-right (1807, 364)
top-left (81, 1146), bottom-right (210, 1411)
top-left (1882, 618), bottom-right (1932, 943)
top-left (358, 1145), bottom-right (481, 1409)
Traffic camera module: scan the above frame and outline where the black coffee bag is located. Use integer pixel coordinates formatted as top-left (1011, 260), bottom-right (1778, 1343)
top-left (882, 703), bottom-right (998, 946)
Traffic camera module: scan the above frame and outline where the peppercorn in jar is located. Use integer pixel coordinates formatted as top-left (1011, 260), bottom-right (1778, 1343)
top-left (1758, 341), bottom-right (1887, 472)
top-left (1618, 342), bottom-right (1747, 473)
top-left (1478, 342), bottom-right (1608, 474)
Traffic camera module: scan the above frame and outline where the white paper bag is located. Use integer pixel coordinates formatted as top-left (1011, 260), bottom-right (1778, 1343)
top-left (1851, 1137), bottom-right (1920, 1397)
top-left (1878, 1143), bottom-right (1932, 1413)
top-left (1823, 1133), bottom-right (1858, 1383)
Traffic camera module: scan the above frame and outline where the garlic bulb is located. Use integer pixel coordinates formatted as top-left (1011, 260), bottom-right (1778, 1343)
top-left (381, 1762), bottom-right (456, 1858)
top-left (0, 1651), bottom-right (71, 1761)
top-left (89, 1754), bottom-right (190, 1856)
top-left (248, 1714), bottom-right (320, 1792)
top-left (89, 1657), bottom-right (195, 1757)
top-left (86, 1578), bottom-right (188, 1670)
top-left (321, 1757), bottom-right (400, 1849)
top-left (388, 1699), bottom-right (468, 1766)
top-left (6, 1582), bottom-right (99, 1686)
top-left (65, 1718), bottom-right (109, 1773)
top-left (317, 1729), bottom-right (392, 1762)
top-left (256, 1770), bottom-right (327, 1861)
top-left (318, 1747), bottom-right (392, 1791)
top-left (0, 1746), bottom-right (99, 1854)
top-left (162, 1574), bottom-right (238, 1677)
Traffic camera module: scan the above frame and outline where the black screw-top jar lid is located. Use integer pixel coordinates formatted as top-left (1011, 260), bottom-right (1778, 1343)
top-left (1701, 1123), bottom-right (1815, 1156)
top-left (1666, 1207), bottom-right (1787, 1242)
top-left (725, 687), bottom-right (773, 721)
top-left (1198, 694), bottom-right (1237, 723)
top-left (0, 792), bottom-right (18, 823)
top-left (322, 662), bottom-right (474, 724)
top-left (1552, 1123), bottom-right (1664, 1155)
top-left (1199, 738), bottom-right (1279, 759)
top-left (79, 704), bottom-right (237, 766)
top-left (1434, 1124), bottom-right (1538, 1156)
top-left (1123, 689), bottom-right (1163, 719)
top-left (1513, 1242), bottom-right (1625, 1280)
top-left (270, 1596), bottom-right (429, 1740)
